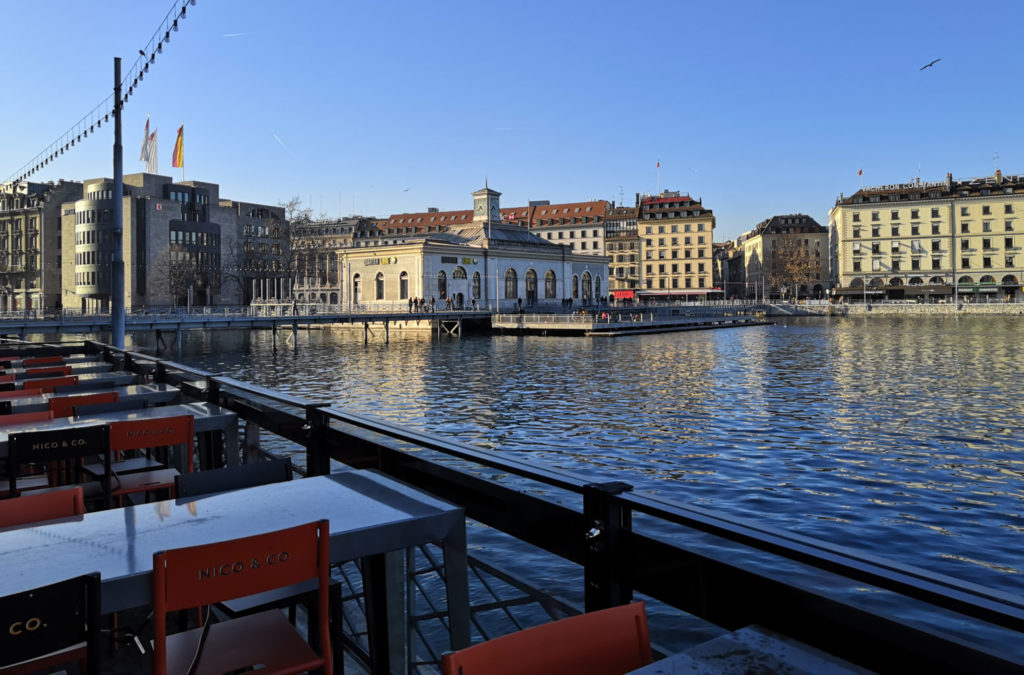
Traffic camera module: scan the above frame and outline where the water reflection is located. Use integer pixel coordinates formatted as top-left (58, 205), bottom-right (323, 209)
top-left (172, 317), bottom-right (1024, 594)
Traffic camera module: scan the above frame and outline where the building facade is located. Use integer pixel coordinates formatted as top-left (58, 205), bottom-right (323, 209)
top-left (604, 205), bottom-right (640, 301)
top-left (335, 187), bottom-right (608, 311)
top-left (61, 173), bottom-right (282, 312)
top-left (738, 214), bottom-right (828, 300)
top-left (0, 179), bottom-right (82, 311)
top-left (829, 171), bottom-right (1023, 302)
top-left (638, 191), bottom-right (716, 301)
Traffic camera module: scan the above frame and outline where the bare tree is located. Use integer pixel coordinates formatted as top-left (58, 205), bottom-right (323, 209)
top-left (766, 237), bottom-right (819, 301)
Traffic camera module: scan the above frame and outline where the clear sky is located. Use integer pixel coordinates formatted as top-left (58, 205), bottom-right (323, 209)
top-left (5, 0), bottom-right (1024, 240)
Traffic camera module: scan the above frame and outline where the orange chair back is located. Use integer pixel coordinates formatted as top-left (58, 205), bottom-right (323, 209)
top-left (0, 486), bottom-right (85, 529)
top-left (441, 602), bottom-right (652, 675)
top-left (49, 392), bottom-right (119, 418)
top-left (22, 356), bottom-right (65, 367)
top-left (22, 376), bottom-right (79, 394)
top-left (0, 410), bottom-right (55, 427)
top-left (22, 366), bottom-right (73, 378)
top-left (108, 415), bottom-right (194, 473)
top-left (151, 520), bottom-right (332, 675)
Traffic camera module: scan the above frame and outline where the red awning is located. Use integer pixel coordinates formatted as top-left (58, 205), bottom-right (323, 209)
top-left (612, 290), bottom-right (635, 299)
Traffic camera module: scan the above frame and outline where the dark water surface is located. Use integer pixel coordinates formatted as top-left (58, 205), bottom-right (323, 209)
top-left (168, 315), bottom-right (1024, 598)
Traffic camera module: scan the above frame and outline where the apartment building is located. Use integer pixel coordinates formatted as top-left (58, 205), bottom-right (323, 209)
top-left (638, 191), bottom-right (716, 300)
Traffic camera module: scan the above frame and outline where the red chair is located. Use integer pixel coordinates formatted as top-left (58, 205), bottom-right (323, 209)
top-left (49, 392), bottom-right (119, 418)
top-left (22, 356), bottom-right (65, 366)
top-left (440, 601), bottom-right (652, 675)
top-left (105, 415), bottom-right (194, 504)
top-left (21, 376), bottom-right (79, 393)
top-left (0, 410), bottom-right (55, 427)
top-left (20, 366), bottom-right (73, 379)
top-left (0, 486), bottom-right (85, 529)
top-left (152, 520), bottom-right (332, 675)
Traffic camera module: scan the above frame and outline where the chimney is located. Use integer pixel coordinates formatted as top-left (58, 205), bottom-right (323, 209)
top-left (946, 173), bottom-right (953, 191)
top-left (996, 169), bottom-right (1003, 185)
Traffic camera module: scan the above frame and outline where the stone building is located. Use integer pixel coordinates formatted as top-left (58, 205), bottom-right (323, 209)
top-left (739, 214), bottom-right (828, 300)
top-left (0, 179), bottom-right (82, 311)
top-left (61, 173), bottom-right (282, 312)
top-left (829, 171), bottom-right (1024, 302)
top-left (638, 191), bottom-right (717, 301)
top-left (603, 205), bottom-right (641, 301)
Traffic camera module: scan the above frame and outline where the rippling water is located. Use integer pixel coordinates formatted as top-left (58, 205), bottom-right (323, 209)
top-left (165, 315), bottom-right (1024, 596)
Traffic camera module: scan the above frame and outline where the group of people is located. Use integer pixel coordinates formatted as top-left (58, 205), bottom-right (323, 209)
top-left (409, 297), bottom-right (436, 313)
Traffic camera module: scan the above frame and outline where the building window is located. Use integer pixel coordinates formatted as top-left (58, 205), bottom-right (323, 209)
top-left (911, 209), bottom-right (919, 219)
top-left (962, 257), bottom-right (970, 269)
top-left (399, 271), bottom-right (409, 299)
top-left (1006, 237), bottom-right (1015, 249)
top-left (544, 270), bottom-right (556, 298)
top-left (891, 226), bottom-right (899, 237)
top-left (891, 210), bottom-right (899, 220)
top-left (871, 211), bottom-right (880, 222)
top-left (911, 259), bottom-right (920, 270)
top-left (961, 240), bottom-right (970, 251)
top-left (961, 207), bottom-right (969, 217)
top-left (376, 272), bottom-right (385, 300)
top-left (983, 257), bottom-right (992, 268)
top-left (982, 205), bottom-right (991, 215)
top-left (872, 227), bottom-right (880, 237)
top-left (852, 213), bottom-right (861, 222)
top-left (1005, 204), bottom-right (1014, 214)
top-left (1006, 220), bottom-right (1014, 232)
top-left (983, 221), bottom-right (992, 232)
top-left (473, 271), bottom-right (481, 299)
top-left (852, 229), bottom-right (861, 238)
top-left (932, 224), bottom-right (940, 235)
top-left (892, 260), bottom-right (901, 271)
top-left (911, 224), bottom-right (920, 235)
top-left (504, 269), bottom-right (517, 299)
top-left (931, 240), bottom-right (941, 252)
top-left (961, 223), bottom-right (969, 234)
top-left (1006, 256), bottom-right (1015, 267)
top-left (853, 261), bottom-right (861, 272)
top-left (931, 208), bottom-right (940, 218)
top-left (932, 258), bottom-right (941, 270)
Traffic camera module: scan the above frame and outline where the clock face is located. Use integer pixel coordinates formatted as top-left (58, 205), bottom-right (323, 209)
top-left (474, 202), bottom-right (486, 216)
top-left (489, 203), bottom-right (499, 218)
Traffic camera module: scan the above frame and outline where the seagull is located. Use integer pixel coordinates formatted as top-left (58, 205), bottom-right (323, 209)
top-left (920, 58), bottom-right (941, 71)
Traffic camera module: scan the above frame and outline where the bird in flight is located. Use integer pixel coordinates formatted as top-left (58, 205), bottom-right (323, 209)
top-left (920, 58), bottom-right (941, 71)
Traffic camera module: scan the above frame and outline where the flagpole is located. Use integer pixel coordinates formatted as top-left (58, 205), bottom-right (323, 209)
top-left (180, 122), bottom-right (184, 182)
top-left (657, 160), bottom-right (661, 194)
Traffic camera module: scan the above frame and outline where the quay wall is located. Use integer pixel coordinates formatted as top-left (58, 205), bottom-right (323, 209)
top-left (834, 303), bottom-right (1024, 317)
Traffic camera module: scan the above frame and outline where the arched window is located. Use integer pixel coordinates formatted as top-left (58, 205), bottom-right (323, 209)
top-left (504, 269), bottom-right (518, 299)
top-left (594, 276), bottom-right (601, 300)
top-left (399, 271), bottom-right (409, 299)
top-left (525, 269), bottom-right (537, 303)
top-left (329, 292), bottom-right (338, 304)
top-left (375, 272), bottom-right (385, 300)
top-left (545, 270), bottom-right (556, 298)
top-left (958, 275), bottom-right (974, 285)
top-left (437, 270), bottom-right (448, 298)
top-left (582, 272), bottom-right (592, 301)
top-left (472, 272), bottom-right (481, 299)
top-left (352, 273), bottom-right (361, 304)
top-left (572, 275), bottom-right (579, 299)
top-left (453, 266), bottom-right (467, 279)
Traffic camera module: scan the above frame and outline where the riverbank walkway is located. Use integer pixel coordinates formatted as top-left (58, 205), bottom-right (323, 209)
top-left (492, 311), bottom-right (770, 335)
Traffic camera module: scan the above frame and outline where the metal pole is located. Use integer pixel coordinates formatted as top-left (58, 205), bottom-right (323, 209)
top-left (111, 57), bottom-right (126, 348)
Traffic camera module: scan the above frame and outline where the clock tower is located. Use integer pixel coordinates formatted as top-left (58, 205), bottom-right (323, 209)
top-left (472, 184), bottom-right (501, 226)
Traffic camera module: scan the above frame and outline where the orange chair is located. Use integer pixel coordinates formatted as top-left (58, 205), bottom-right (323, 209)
top-left (440, 602), bottom-right (652, 675)
top-left (22, 356), bottom-right (65, 366)
top-left (0, 486), bottom-right (85, 529)
top-left (0, 410), bottom-right (55, 427)
top-left (152, 520), bottom-right (332, 675)
top-left (49, 392), bottom-right (119, 418)
top-left (105, 415), bottom-right (194, 504)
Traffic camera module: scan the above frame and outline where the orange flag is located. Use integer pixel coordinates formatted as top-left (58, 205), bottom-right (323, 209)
top-left (171, 125), bottom-right (184, 168)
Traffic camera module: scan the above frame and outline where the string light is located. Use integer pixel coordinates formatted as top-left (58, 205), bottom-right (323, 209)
top-left (4, 0), bottom-right (196, 182)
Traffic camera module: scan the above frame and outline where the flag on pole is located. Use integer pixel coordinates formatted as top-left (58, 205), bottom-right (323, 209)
top-left (656, 161), bottom-right (660, 168)
top-left (145, 130), bottom-right (158, 174)
top-left (857, 169), bottom-right (863, 176)
top-left (171, 125), bottom-right (184, 168)
top-left (139, 116), bottom-right (150, 163)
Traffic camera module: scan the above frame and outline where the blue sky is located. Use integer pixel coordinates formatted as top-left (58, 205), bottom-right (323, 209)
top-left (5, 0), bottom-right (1024, 240)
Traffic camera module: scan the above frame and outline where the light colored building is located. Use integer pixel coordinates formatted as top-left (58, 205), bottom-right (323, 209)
top-left (738, 214), bottom-right (828, 300)
top-left (0, 179), bottom-right (82, 311)
top-left (61, 173), bottom-right (283, 312)
top-left (638, 191), bottom-right (716, 301)
top-left (829, 171), bottom-right (1023, 302)
top-left (528, 200), bottom-right (609, 256)
top-left (335, 187), bottom-right (608, 311)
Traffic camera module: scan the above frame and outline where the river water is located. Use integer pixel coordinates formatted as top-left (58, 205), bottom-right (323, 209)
top-left (164, 315), bottom-right (1024, 601)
